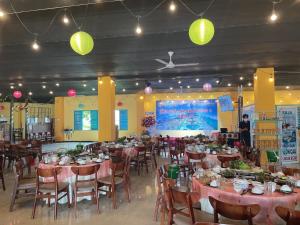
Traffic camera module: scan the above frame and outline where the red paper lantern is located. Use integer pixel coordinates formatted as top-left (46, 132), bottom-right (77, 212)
top-left (203, 83), bottom-right (212, 92)
top-left (13, 90), bottom-right (22, 99)
top-left (67, 89), bottom-right (77, 97)
top-left (117, 101), bottom-right (123, 107)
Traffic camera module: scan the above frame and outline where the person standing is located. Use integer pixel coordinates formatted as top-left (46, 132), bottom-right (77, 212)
top-left (239, 114), bottom-right (251, 158)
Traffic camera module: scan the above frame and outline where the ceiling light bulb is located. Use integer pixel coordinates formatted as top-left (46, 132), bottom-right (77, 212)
top-left (135, 25), bottom-right (142, 35)
top-left (62, 15), bottom-right (69, 24)
top-left (83, 84), bottom-right (87, 87)
top-left (10, 86), bottom-right (14, 89)
top-left (196, 78), bottom-right (199, 82)
top-left (170, 87), bottom-right (173, 90)
top-left (49, 91), bottom-right (53, 95)
top-left (122, 88), bottom-right (126, 92)
top-left (55, 83), bottom-right (60, 87)
top-left (42, 85), bottom-right (46, 89)
top-left (248, 82), bottom-right (252, 87)
top-left (187, 85), bottom-right (190, 89)
top-left (270, 12), bottom-right (278, 22)
top-left (32, 40), bottom-right (40, 51)
top-left (158, 79), bottom-right (162, 83)
top-left (178, 80), bottom-right (181, 84)
top-left (92, 88), bottom-right (96, 91)
top-left (18, 83), bottom-right (23, 87)
top-left (169, 1), bottom-right (176, 12)
top-left (216, 80), bottom-right (220, 84)
top-left (0, 10), bottom-right (4, 17)
top-left (28, 91), bottom-right (33, 96)
top-left (269, 77), bottom-right (274, 82)
top-left (135, 82), bottom-right (139, 86)
top-left (286, 86), bottom-right (290, 89)
top-left (227, 83), bottom-right (232, 87)
top-left (239, 76), bottom-right (244, 81)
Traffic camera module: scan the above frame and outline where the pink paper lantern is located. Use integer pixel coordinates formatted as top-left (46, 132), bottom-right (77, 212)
top-left (13, 90), bottom-right (22, 99)
top-left (67, 89), bottom-right (77, 97)
top-left (144, 86), bottom-right (152, 94)
top-left (203, 83), bottom-right (212, 92)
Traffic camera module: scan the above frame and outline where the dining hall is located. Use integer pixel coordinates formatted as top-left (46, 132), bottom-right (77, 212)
top-left (0, 0), bottom-right (300, 225)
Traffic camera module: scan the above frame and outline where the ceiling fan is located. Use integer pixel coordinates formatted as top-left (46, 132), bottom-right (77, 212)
top-left (155, 51), bottom-right (199, 71)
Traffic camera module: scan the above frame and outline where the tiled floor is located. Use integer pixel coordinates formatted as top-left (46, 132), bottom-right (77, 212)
top-left (0, 142), bottom-right (293, 225)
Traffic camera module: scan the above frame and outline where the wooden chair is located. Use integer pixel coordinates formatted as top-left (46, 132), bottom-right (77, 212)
top-left (145, 142), bottom-right (157, 169)
top-left (209, 196), bottom-right (260, 225)
top-left (217, 155), bottom-right (240, 168)
top-left (154, 165), bottom-right (169, 221)
top-left (131, 146), bottom-right (148, 175)
top-left (169, 148), bottom-right (189, 178)
top-left (275, 206), bottom-right (300, 225)
top-left (71, 164), bottom-right (101, 216)
top-left (282, 167), bottom-right (300, 176)
top-left (0, 155), bottom-right (5, 190)
top-left (97, 156), bottom-right (131, 209)
top-left (164, 177), bottom-right (195, 225)
top-left (9, 157), bottom-right (36, 211)
top-left (32, 167), bottom-right (70, 220)
top-left (186, 151), bottom-right (206, 174)
top-left (108, 147), bottom-right (123, 158)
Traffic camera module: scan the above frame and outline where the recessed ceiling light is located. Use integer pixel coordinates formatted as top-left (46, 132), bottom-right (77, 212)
top-left (28, 91), bottom-right (33, 96)
top-left (18, 83), bottom-right (23, 87)
top-left (248, 82), bottom-right (252, 87)
top-left (187, 85), bottom-right (190, 89)
top-left (10, 86), bottom-right (14, 89)
top-left (55, 83), bottom-right (60, 87)
top-left (216, 80), bottom-right (220, 84)
top-left (227, 83), bottom-right (232, 87)
top-left (122, 88), bottom-right (126, 92)
top-left (135, 82), bottom-right (139, 86)
top-left (239, 76), bottom-right (244, 81)
top-left (49, 91), bottom-right (53, 95)
top-left (42, 85), bottom-right (46, 89)
top-left (158, 80), bottom-right (162, 83)
top-left (92, 88), bottom-right (96, 91)
top-left (83, 84), bottom-right (87, 87)
top-left (196, 78), bottom-right (199, 82)
top-left (169, 87), bottom-right (173, 90)
top-left (178, 80), bottom-right (181, 84)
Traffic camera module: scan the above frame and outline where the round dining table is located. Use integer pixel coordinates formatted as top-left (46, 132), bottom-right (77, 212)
top-left (192, 177), bottom-right (300, 225)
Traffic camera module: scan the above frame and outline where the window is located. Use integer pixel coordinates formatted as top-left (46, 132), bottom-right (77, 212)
top-left (74, 110), bottom-right (98, 131)
top-left (115, 109), bottom-right (128, 130)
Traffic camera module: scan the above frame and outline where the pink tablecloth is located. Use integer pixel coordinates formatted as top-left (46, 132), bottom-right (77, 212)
top-left (192, 177), bottom-right (300, 225)
top-left (184, 151), bottom-right (242, 168)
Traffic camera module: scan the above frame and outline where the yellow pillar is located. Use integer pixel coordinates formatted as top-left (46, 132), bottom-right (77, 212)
top-left (98, 76), bottom-right (116, 142)
top-left (136, 94), bottom-right (145, 136)
top-left (54, 97), bottom-right (65, 141)
top-left (254, 68), bottom-right (276, 165)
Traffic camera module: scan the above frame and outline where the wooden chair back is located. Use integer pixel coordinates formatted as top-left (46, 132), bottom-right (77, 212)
top-left (276, 206), bottom-right (300, 225)
top-left (209, 196), bottom-right (260, 225)
top-left (71, 164), bottom-right (100, 176)
top-left (217, 155), bottom-right (240, 168)
top-left (108, 147), bottom-right (123, 157)
top-left (186, 151), bottom-right (206, 162)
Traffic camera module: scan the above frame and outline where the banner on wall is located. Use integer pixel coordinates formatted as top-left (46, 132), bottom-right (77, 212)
top-left (156, 99), bottom-right (218, 131)
top-left (277, 106), bottom-right (299, 164)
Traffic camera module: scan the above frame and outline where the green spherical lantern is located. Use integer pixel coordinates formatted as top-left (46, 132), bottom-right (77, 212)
top-left (70, 31), bottom-right (94, 55)
top-left (189, 18), bottom-right (215, 46)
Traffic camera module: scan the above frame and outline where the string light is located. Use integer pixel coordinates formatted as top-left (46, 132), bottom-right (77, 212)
top-left (31, 38), bottom-right (40, 51)
top-left (135, 16), bottom-right (142, 35)
top-left (169, 1), bottom-right (177, 12)
top-left (270, 2), bottom-right (278, 22)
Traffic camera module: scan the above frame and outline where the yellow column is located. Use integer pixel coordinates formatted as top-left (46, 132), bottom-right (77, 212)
top-left (254, 68), bottom-right (276, 165)
top-left (136, 94), bottom-right (145, 136)
top-left (98, 76), bottom-right (116, 142)
top-left (54, 97), bottom-right (65, 141)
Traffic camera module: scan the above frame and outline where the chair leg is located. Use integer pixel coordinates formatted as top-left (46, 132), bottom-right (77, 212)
top-left (32, 193), bottom-right (38, 219)
top-left (9, 183), bottom-right (18, 211)
top-left (66, 189), bottom-right (71, 208)
top-left (168, 210), bottom-right (173, 225)
top-left (111, 184), bottom-right (117, 209)
top-left (96, 189), bottom-right (100, 214)
top-left (54, 195), bottom-right (58, 220)
top-left (1, 173), bottom-right (5, 191)
top-left (74, 191), bottom-right (77, 218)
top-left (153, 195), bottom-right (161, 221)
top-left (124, 180), bottom-right (130, 203)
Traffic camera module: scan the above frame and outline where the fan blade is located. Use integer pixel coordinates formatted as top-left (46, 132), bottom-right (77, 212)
top-left (157, 66), bottom-right (168, 71)
top-left (175, 63), bottom-right (200, 67)
top-left (155, 59), bottom-right (168, 65)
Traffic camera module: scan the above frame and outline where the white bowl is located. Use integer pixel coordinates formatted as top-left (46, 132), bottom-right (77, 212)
top-left (252, 186), bottom-right (264, 195)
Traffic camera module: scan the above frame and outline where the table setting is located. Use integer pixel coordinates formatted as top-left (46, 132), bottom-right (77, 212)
top-left (192, 160), bottom-right (300, 225)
